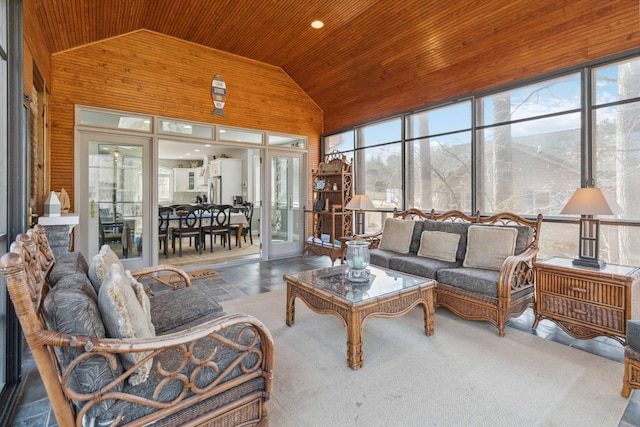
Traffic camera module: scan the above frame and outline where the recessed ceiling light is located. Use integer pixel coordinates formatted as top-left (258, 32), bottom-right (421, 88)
top-left (311, 20), bottom-right (324, 29)
top-left (194, 149), bottom-right (200, 152)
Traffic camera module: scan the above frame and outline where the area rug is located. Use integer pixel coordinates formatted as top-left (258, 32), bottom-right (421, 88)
top-left (223, 289), bottom-right (628, 426)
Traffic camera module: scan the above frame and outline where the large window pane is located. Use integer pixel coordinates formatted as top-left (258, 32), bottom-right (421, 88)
top-left (594, 57), bottom-right (640, 265)
top-left (477, 74), bottom-right (581, 126)
top-left (357, 143), bottom-right (403, 209)
top-left (406, 132), bottom-right (471, 212)
top-left (478, 114), bottom-right (581, 215)
top-left (406, 102), bottom-right (471, 139)
top-left (357, 117), bottom-right (401, 148)
top-left (594, 57), bottom-right (640, 105)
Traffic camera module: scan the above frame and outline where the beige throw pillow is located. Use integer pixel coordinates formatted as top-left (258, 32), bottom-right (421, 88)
top-left (463, 225), bottom-right (518, 271)
top-left (98, 263), bottom-right (155, 385)
top-left (379, 218), bottom-right (415, 254)
top-left (417, 231), bottom-right (460, 262)
top-left (88, 245), bottom-right (125, 292)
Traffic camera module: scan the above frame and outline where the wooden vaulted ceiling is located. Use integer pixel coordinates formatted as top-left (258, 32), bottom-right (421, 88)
top-left (30, 0), bottom-right (640, 132)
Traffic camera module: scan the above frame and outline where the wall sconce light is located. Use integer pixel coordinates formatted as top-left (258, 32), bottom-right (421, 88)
top-left (345, 194), bottom-right (376, 235)
top-left (560, 186), bottom-right (619, 269)
top-left (112, 149), bottom-right (122, 162)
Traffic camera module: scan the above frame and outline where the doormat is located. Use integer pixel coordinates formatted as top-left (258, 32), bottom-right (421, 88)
top-left (186, 268), bottom-right (219, 279)
top-left (157, 268), bottom-right (219, 286)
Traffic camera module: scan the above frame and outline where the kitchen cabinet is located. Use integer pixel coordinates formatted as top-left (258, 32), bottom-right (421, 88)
top-left (173, 167), bottom-right (206, 192)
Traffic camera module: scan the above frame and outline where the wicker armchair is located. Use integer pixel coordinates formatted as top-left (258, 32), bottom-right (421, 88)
top-left (0, 225), bottom-right (274, 426)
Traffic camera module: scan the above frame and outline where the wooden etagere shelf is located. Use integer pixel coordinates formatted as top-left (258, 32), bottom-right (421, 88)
top-left (303, 152), bottom-right (353, 265)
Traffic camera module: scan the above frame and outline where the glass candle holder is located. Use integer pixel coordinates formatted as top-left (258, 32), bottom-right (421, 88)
top-left (345, 240), bottom-right (370, 282)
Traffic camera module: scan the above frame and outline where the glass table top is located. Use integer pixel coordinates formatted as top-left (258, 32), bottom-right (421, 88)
top-left (286, 265), bottom-right (433, 304)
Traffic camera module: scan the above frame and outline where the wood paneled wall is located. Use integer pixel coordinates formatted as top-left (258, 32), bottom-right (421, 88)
top-left (49, 30), bottom-right (323, 207)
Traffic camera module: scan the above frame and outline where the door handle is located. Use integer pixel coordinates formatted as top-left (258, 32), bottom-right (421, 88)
top-left (288, 198), bottom-right (292, 210)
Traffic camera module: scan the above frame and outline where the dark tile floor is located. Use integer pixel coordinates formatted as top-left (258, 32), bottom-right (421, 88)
top-left (8, 255), bottom-right (640, 426)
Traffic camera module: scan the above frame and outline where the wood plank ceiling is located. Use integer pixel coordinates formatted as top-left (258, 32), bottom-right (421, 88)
top-left (31, 0), bottom-right (640, 132)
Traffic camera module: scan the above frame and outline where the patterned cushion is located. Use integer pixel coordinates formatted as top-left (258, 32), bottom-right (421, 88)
top-left (463, 225), bottom-right (517, 271)
top-left (150, 286), bottom-right (224, 335)
top-left (49, 252), bottom-right (89, 287)
top-left (378, 218), bottom-right (415, 254)
top-left (54, 272), bottom-right (98, 302)
top-left (368, 248), bottom-right (397, 269)
top-left (417, 230), bottom-right (460, 262)
top-left (43, 285), bottom-right (123, 417)
top-left (89, 245), bottom-right (125, 293)
top-left (408, 220), bottom-right (424, 253)
top-left (98, 263), bottom-right (155, 385)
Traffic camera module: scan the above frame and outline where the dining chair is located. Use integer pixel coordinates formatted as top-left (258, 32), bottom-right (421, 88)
top-left (171, 204), bottom-right (205, 256)
top-left (233, 202), bottom-right (254, 246)
top-left (201, 204), bottom-right (232, 251)
top-left (158, 206), bottom-right (173, 258)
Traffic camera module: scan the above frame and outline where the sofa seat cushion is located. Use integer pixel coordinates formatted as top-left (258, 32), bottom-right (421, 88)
top-left (389, 254), bottom-right (459, 280)
top-left (436, 267), bottom-right (500, 298)
top-left (369, 248), bottom-right (399, 269)
top-left (48, 251), bottom-right (89, 287)
top-left (92, 322), bottom-right (265, 425)
top-left (422, 220), bottom-right (471, 262)
top-left (43, 285), bottom-right (123, 417)
top-left (627, 320), bottom-right (640, 353)
top-left (378, 218), bottom-right (415, 254)
top-left (151, 286), bottom-right (224, 335)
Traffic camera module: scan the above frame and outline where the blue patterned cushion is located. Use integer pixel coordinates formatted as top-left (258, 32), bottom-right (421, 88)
top-left (49, 252), bottom-right (89, 287)
top-left (43, 285), bottom-right (123, 417)
top-left (389, 254), bottom-right (459, 280)
top-left (150, 286), bottom-right (224, 335)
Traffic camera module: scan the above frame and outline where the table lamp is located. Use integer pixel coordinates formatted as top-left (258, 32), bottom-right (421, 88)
top-left (560, 186), bottom-right (618, 269)
top-left (345, 194), bottom-right (375, 235)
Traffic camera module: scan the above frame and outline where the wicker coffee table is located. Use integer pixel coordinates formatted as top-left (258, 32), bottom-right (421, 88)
top-left (284, 264), bottom-right (436, 370)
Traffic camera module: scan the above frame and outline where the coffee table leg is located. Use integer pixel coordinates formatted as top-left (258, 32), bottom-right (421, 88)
top-left (423, 288), bottom-right (435, 336)
top-left (347, 310), bottom-right (363, 370)
top-left (286, 283), bottom-right (295, 327)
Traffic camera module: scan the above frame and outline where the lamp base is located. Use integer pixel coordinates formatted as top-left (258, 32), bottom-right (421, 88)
top-left (572, 257), bottom-right (606, 269)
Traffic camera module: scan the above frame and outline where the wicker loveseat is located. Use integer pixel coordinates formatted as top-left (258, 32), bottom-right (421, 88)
top-left (0, 225), bottom-right (273, 426)
top-left (355, 209), bottom-right (542, 336)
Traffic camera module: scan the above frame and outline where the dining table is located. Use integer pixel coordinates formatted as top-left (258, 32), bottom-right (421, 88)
top-left (166, 211), bottom-right (249, 248)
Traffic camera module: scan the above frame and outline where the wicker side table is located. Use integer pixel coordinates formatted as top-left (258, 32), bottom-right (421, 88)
top-left (533, 257), bottom-right (640, 344)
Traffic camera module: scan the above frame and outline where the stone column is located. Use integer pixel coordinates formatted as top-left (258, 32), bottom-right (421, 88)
top-left (38, 214), bottom-right (80, 258)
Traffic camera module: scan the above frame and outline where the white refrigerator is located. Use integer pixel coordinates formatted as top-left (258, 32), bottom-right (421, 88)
top-left (208, 158), bottom-right (242, 205)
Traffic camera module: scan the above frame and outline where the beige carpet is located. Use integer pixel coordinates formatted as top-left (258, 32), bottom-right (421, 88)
top-left (224, 289), bottom-right (628, 427)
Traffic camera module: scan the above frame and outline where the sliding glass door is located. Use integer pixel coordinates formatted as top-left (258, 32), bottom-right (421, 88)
top-left (267, 152), bottom-right (305, 257)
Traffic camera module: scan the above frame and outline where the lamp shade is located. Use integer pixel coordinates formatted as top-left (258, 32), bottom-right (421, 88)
top-left (560, 187), bottom-right (618, 215)
top-left (345, 194), bottom-right (376, 211)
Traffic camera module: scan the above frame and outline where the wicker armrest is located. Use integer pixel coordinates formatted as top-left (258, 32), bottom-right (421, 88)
top-left (352, 230), bottom-right (383, 249)
top-left (40, 313), bottom-right (274, 425)
top-left (130, 264), bottom-right (193, 292)
top-left (497, 246), bottom-right (539, 299)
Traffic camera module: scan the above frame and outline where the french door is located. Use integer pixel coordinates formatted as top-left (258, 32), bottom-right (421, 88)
top-left (75, 132), bottom-right (152, 269)
top-left (267, 152), bottom-right (305, 258)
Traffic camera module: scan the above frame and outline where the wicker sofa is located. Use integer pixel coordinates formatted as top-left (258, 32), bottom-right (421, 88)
top-left (0, 225), bottom-right (273, 426)
top-left (355, 209), bottom-right (542, 336)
